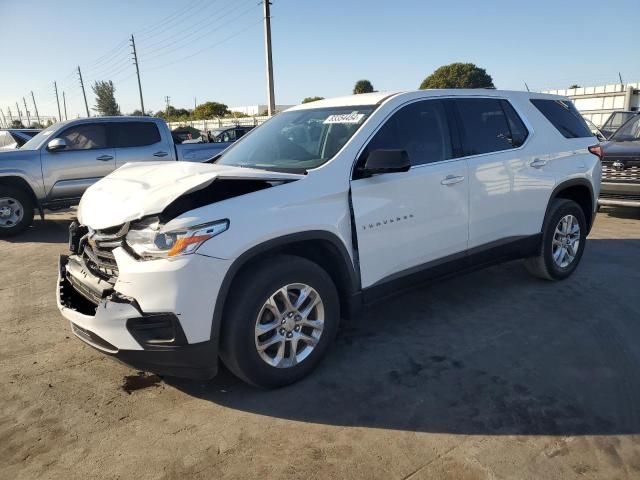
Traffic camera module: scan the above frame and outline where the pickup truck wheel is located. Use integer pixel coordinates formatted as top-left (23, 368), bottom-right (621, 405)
top-left (220, 254), bottom-right (340, 388)
top-left (524, 199), bottom-right (586, 281)
top-left (0, 186), bottom-right (34, 237)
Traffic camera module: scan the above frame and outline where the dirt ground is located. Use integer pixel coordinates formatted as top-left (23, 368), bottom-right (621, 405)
top-left (1, 207), bottom-right (640, 479)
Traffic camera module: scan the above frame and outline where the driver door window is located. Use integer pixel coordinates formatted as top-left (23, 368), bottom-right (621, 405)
top-left (358, 99), bottom-right (453, 172)
top-left (59, 124), bottom-right (108, 150)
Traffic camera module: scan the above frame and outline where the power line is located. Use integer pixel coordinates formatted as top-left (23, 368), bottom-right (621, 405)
top-left (141, 2), bottom-right (259, 63)
top-left (136, 0), bottom-right (210, 38)
top-left (143, 19), bottom-right (262, 72)
top-left (137, 0), bottom-right (241, 52)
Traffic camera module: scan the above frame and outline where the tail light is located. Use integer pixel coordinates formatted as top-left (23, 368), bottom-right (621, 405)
top-left (588, 145), bottom-right (603, 161)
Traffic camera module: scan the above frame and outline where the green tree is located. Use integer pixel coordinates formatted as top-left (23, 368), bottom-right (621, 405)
top-left (193, 101), bottom-right (228, 119)
top-left (302, 96), bottom-right (325, 104)
top-left (10, 120), bottom-right (25, 128)
top-left (353, 80), bottom-right (374, 94)
top-left (419, 63), bottom-right (494, 89)
top-left (568, 84), bottom-right (581, 89)
top-left (130, 109), bottom-right (144, 116)
top-left (91, 80), bottom-right (121, 116)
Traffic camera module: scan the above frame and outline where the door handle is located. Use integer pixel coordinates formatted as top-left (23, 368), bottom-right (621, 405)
top-left (96, 155), bottom-right (113, 161)
top-left (529, 159), bottom-right (547, 168)
top-left (440, 175), bottom-right (465, 186)
top-left (153, 151), bottom-right (169, 157)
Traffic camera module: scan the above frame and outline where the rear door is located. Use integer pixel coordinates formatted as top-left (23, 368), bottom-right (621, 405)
top-left (113, 121), bottom-right (173, 166)
top-left (350, 99), bottom-right (469, 289)
top-left (453, 97), bottom-right (555, 249)
top-left (41, 123), bottom-right (116, 201)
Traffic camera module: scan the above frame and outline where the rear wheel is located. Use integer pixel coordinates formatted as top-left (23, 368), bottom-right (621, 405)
top-left (220, 255), bottom-right (340, 388)
top-left (525, 198), bottom-right (587, 280)
top-left (0, 186), bottom-right (34, 237)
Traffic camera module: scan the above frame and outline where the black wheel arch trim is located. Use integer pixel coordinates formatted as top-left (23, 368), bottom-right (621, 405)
top-left (546, 178), bottom-right (596, 231)
top-left (209, 230), bottom-right (360, 345)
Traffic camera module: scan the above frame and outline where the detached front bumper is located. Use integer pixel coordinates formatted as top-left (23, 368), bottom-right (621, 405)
top-left (57, 252), bottom-right (227, 379)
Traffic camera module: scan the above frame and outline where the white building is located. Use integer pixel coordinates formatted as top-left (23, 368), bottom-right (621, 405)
top-left (228, 104), bottom-right (295, 116)
top-left (543, 83), bottom-right (639, 126)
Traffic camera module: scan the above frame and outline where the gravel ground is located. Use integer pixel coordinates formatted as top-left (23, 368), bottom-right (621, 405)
top-left (1, 207), bottom-right (639, 480)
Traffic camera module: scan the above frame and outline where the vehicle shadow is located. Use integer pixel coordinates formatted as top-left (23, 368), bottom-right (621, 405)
top-left (168, 237), bottom-right (640, 436)
top-left (599, 206), bottom-right (640, 220)
top-left (3, 213), bottom-right (72, 244)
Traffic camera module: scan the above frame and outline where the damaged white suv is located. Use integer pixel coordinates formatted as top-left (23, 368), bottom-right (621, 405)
top-left (57, 90), bottom-right (601, 387)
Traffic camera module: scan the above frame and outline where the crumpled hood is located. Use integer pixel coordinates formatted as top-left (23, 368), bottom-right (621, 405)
top-left (78, 161), bottom-right (302, 229)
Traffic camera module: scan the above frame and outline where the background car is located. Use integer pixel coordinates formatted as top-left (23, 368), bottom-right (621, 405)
top-left (600, 111), bottom-right (638, 139)
top-left (599, 114), bottom-right (640, 208)
top-left (0, 129), bottom-right (41, 150)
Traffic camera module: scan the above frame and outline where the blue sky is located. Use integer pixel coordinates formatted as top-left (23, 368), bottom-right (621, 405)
top-left (1, 0), bottom-right (638, 119)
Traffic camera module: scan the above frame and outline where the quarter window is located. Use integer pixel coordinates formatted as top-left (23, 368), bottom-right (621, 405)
top-left (114, 122), bottom-right (161, 148)
top-left (454, 98), bottom-right (516, 155)
top-left (501, 100), bottom-right (529, 147)
top-left (58, 124), bottom-right (108, 150)
top-left (361, 100), bottom-right (453, 167)
top-left (530, 99), bottom-right (592, 138)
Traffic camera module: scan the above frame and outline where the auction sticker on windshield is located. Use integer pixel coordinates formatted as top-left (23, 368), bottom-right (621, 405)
top-left (324, 112), bottom-right (366, 124)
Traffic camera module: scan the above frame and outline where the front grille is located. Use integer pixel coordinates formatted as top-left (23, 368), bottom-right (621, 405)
top-left (80, 223), bottom-right (129, 281)
top-left (601, 160), bottom-right (640, 182)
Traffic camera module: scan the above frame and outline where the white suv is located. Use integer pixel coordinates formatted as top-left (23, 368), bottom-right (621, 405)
top-left (57, 90), bottom-right (601, 388)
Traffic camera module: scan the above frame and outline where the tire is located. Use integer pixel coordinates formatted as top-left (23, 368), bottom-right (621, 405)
top-left (0, 186), bottom-right (34, 237)
top-left (220, 254), bottom-right (340, 388)
top-left (524, 198), bottom-right (587, 281)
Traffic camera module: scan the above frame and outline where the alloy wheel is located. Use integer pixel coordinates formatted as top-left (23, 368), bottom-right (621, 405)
top-left (254, 283), bottom-right (325, 368)
top-left (552, 214), bottom-right (581, 268)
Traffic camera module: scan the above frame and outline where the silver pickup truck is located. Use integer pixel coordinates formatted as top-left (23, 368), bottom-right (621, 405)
top-left (0, 116), bottom-right (230, 236)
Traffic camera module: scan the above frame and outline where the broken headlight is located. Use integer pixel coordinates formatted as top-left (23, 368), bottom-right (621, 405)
top-left (126, 218), bottom-right (229, 259)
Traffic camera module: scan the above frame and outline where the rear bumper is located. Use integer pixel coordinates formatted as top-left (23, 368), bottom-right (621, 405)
top-left (57, 254), bottom-right (219, 379)
top-left (599, 182), bottom-right (640, 207)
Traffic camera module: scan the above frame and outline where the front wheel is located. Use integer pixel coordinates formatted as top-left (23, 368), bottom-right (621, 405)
top-left (524, 198), bottom-right (587, 280)
top-left (220, 255), bottom-right (340, 388)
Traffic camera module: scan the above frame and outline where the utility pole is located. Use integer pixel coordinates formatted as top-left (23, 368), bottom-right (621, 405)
top-left (54, 82), bottom-right (62, 122)
top-left (62, 92), bottom-right (68, 121)
top-left (524, 82), bottom-right (530, 92)
top-left (77, 66), bottom-right (90, 117)
top-left (0, 109), bottom-right (7, 128)
top-left (23, 97), bottom-right (31, 126)
top-left (7, 107), bottom-right (13, 124)
top-left (31, 91), bottom-right (41, 126)
top-left (262, 0), bottom-right (275, 116)
top-left (165, 96), bottom-right (170, 117)
top-left (618, 72), bottom-right (624, 86)
top-left (15, 102), bottom-right (23, 124)
top-left (130, 34), bottom-right (145, 115)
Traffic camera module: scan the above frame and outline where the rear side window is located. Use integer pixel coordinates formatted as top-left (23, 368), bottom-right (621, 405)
top-left (454, 98), bottom-right (521, 155)
top-left (114, 122), bottom-right (161, 148)
top-left (361, 99), bottom-right (453, 167)
top-left (530, 99), bottom-right (592, 138)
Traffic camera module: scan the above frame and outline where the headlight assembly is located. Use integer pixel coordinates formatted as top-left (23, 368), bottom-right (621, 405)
top-left (126, 218), bottom-right (229, 259)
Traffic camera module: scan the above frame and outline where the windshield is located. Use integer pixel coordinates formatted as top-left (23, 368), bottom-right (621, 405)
top-left (611, 115), bottom-right (640, 142)
top-left (20, 124), bottom-right (59, 150)
top-left (216, 106), bottom-right (375, 172)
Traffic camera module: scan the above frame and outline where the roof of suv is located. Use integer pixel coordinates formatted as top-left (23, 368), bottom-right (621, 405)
top-left (289, 89), bottom-right (568, 111)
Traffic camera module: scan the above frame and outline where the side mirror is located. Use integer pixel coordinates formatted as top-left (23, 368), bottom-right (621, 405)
top-left (47, 138), bottom-right (67, 151)
top-left (362, 149), bottom-right (410, 175)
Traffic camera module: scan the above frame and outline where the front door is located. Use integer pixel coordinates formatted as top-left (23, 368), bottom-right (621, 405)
top-left (41, 123), bottom-right (115, 201)
top-left (350, 99), bottom-right (469, 289)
